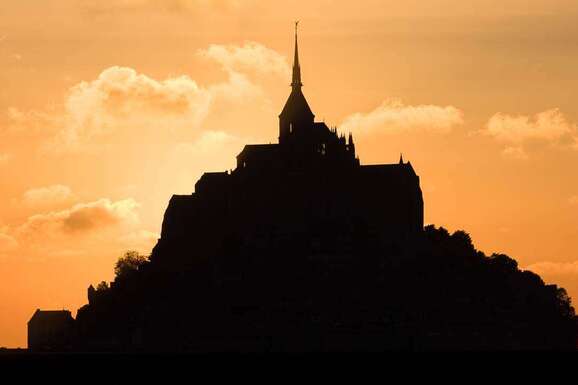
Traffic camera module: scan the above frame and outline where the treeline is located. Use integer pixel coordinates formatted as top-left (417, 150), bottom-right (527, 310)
top-left (73, 225), bottom-right (577, 351)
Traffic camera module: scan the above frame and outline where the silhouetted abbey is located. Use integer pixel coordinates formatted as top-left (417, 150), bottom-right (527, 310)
top-left (28, 27), bottom-right (577, 352)
top-left (152, 28), bottom-right (423, 269)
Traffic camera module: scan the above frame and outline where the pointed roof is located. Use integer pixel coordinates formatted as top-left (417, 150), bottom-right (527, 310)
top-left (291, 21), bottom-right (302, 89)
top-left (280, 22), bottom-right (314, 120)
top-left (280, 89), bottom-right (314, 119)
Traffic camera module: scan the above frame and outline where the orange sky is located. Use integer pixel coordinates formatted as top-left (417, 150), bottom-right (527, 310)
top-left (2, 0), bottom-right (578, 347)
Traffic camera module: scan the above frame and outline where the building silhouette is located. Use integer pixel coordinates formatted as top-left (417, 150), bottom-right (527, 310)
top-left (27, 27), bottom-right (575, 353)
top-left (150, 25), bottom-right (424, 269)
top-left (28, 309), bottom-right (74, 351)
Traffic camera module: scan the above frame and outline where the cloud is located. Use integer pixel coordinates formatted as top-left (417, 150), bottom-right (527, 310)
top-left (170, 131), bottom-right (246, 174)
top-left (4, 106), bottom-right (61, 137)
top-left (44, 61), bottom-right (266, 152)
top-left (6, 41), bottom-right (285, 153)
top-left (502, 146), bottom-right (529, 160)
top-left (206, 70), bottom-right (264, 104)
top-left (523, 261), bottom-right (578, 301)
top-left (158, 130), bottom-right (247, 194)
top-left (484, 108), bottom-right (578, 156)
top-left (525, 261), bottom-right (578, 276)
top-left (118, 229), bottom-right (159, 251)
top-left (0, 232), bottom-right (18, 253)
top-left (173, 130), bottom-right (244, 157)
top-left (339, 99), bottom-right (464, 136)
top-left (16, 198), bottom-right (140, 241)
top-left (45, 249), bottom-right (87, 258)
top-left (22, 185), bottom-right (74, 207)
top-left (47, 66), bottom-right (213, 151)
top-left (199, 41), bottom-right (290, 78)
top-left (79, 0), bottom-right (250, 14)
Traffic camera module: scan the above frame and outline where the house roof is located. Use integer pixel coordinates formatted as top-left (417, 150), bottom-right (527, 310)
top-left (360, 162), bottom-right (416, 176)
top-left (237, 144), bottom-right (279, 158)
top-left (28, 309), bottom-right (74, 325)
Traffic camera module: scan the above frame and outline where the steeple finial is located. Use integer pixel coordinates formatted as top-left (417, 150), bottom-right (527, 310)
top-left (399, 153), bottom-right (404, 164)
top-left (291, 21), bottom-right (302, 90)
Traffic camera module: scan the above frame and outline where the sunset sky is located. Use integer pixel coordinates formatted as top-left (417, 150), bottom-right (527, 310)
top-left (2, 0), bottom-right (578, 347)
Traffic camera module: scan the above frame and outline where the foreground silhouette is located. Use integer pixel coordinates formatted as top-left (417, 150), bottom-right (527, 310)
top-left (67, 225), bottom-right (575, 351)
top-left (28, 26), bottom-right (577, 351)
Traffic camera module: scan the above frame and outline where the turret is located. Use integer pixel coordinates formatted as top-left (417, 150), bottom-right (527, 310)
top-left (348, 133), bottom-right (356, 158)
top-left (87, 285), bottom-right (96, 304)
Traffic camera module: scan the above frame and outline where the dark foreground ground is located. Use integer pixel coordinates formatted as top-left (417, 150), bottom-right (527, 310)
top-left (19, 226), bottom-right (578, 352)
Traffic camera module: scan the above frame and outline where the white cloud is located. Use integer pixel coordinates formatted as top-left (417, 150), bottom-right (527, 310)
top-left (16, 198), bottom-right (140, 241)
top-left (340, 99), bottom-right (464, 136)
top-left (6, 41), bottom-right (285, 153)
top-left (502, 146), bottom-right (529, 160)
top-left (157, 130), bottom-right (247, 194)
top-left (0, 232), bottom-right (18, 253)
top-left (170, 130), bottom-right (246, 175)
top-left (22, 185), bottom-right (74, 207)
top-left (174, 130), bottom-right (244, 157)
top-left (484, 108), bottom-right (578, 156)
top-left (199, 41), bottom-right (290, 78)
top-left (4, 107), bottom-right (59, 137)
top-left (523, 261), bottom-right (578, 301)
top-left (48, 66), bottom-right (213, 151)
top-left (44, 62), bottom-right (266, 152)
top-left (118, 229), bottom-right (159, 251)
top-left (80, 0), bottom-right (250, 13)
top-left (525, 261), bottom-right (578, 276)
top-left (206, 70), bottom-right (264, 104)
top-left (45, 249), bottom-right (87, 258)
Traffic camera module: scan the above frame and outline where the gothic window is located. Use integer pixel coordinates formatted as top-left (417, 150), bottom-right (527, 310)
top-left (321, 143), bottom-right (326, 155)
top-left (289, 123), bottom-right (293, 133)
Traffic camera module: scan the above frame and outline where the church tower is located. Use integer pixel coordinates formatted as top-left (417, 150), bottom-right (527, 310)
top-left (279, 22), bottom-right (315, 144)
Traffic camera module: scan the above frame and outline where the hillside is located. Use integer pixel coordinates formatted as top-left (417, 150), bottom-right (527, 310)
top-left (72, 225), bottom-right (577, 351)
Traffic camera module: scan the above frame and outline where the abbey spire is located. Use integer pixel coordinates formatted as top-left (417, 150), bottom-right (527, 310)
top-left (279, 22), bottom-right (314, 144)
top-left (291, 21), bottom-right (302, 90)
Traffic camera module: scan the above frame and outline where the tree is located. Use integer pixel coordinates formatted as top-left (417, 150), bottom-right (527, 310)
top-left (114, 250), bottom-right (148, 280)
top-left (556, 288), bottom-right (575, 318)
top-left (96, 281), bottom-right (109, 292)
top-left (489, 253), bottom-right (518, 272)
